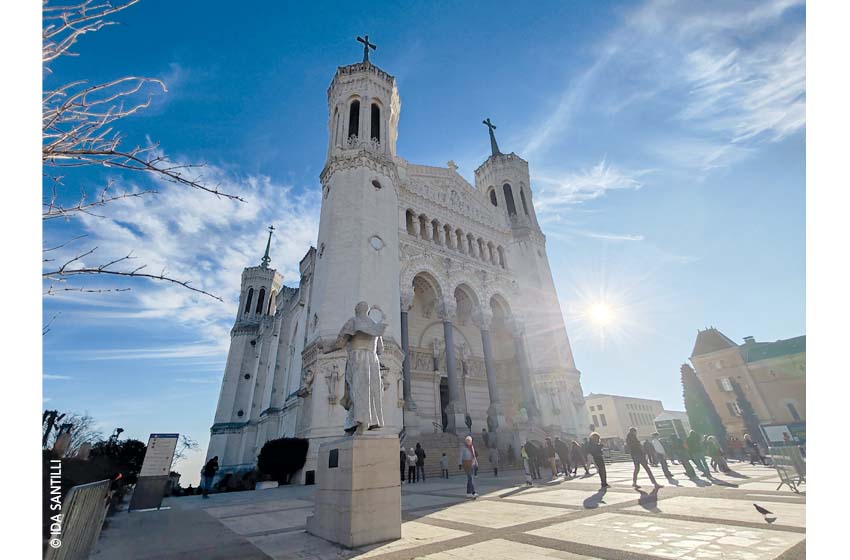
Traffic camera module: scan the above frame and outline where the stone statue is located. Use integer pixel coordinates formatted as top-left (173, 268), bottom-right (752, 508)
top-left (325, 301), bottom-right (387, 435)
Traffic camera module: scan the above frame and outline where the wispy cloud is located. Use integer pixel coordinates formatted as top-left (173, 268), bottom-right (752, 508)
top-left (43, 374), bottom-right (73, 380)
top-left (535, 159), bottom-right (646, 217)
top-left (44, 163), bottom-right (321, 357)
top-left (575, 231), bottom-right (645, 242)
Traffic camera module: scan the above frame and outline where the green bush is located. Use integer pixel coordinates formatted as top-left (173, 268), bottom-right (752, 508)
top-left (257, 438), bottom-right (308, 484)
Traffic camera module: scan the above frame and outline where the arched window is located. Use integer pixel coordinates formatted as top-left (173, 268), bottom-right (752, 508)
top-left (348, 100), bottom-right (360, 139)
top-left (503, 183), bottom-right (517, 216)
top-left (520, 188), bottom-right (530, 215)
top-left (405, 210), bottom-right (416, 235)
top-left (255, 288), bottom-right (266, 314)
top-left (489, 189), bottom-right (498, 206)
top-left (243, 288), bottom-right (254, 314)
top-left (370, 104), bottom-right (380, 142)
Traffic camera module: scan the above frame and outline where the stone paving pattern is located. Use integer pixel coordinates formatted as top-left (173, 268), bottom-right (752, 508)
top-left (93, 461), bottom-right (805, 560)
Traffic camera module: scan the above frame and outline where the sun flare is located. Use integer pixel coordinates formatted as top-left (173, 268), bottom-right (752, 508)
top-left (588, 302), bottom-right (614, 326)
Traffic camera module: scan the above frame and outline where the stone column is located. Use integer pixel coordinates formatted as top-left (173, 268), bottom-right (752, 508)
top-left (411, 215), bottom-right (420, 238)
top-left (400, 292), bottom-right (416, 411)
top-left (440, 301), bottom-right (465, 433)
top-left (477, 311), bottom-right (505, 430)
top-left (512, 321), bottom-right (538, 419)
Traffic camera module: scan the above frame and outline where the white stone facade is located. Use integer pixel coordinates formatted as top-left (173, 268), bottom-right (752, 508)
top-left (207, 56), bottom-right (589, 482)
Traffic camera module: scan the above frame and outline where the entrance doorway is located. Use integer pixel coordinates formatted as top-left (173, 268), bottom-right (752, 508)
top-left (439, 377), bottom-right (449, 432)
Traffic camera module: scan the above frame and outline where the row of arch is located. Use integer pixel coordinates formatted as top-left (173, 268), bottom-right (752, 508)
top-left (242, 286), bottom-right (276, 317)
top-left (331, 96), bottom-right (383, 147)
top-left (409, 270), bottom-right (514, 332)
top-left (487, 183), bottom-right (530, 219)
top-left (404, 209), bottom-right (508, 269)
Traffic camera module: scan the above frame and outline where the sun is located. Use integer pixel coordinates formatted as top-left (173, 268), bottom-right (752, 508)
top-left (588, 302), bottom-right (614, 326)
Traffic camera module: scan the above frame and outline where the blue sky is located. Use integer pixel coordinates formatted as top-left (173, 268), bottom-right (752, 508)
top-left (42, 0), bottom-right (805, 484)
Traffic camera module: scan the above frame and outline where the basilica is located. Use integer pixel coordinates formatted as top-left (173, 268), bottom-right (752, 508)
top-left (207, 43), bottom-right (589, 482)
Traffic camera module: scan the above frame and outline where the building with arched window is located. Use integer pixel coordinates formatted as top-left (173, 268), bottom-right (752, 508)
top-left (207, 44), bottom-right (585, 484)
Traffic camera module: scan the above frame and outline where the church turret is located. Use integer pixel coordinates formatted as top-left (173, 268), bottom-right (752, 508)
top-left (474, 123), bottom-right (584, 434)
top-left (207, 227), bottom-right (283, 470)
top-left (295, 37), bottom-right (405, 477)
top-left (326, 35), bottom-right (400, 161)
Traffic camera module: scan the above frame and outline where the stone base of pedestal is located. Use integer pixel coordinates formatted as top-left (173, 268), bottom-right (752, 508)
top-left (306, 433), bottom-right (401, 549)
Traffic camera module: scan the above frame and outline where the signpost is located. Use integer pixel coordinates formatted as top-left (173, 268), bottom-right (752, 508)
top-left (129, 433), bottom-right (179, 512)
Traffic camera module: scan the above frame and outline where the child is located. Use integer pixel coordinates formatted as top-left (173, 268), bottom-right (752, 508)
top-left (440, 452), bottom-right (449, 478)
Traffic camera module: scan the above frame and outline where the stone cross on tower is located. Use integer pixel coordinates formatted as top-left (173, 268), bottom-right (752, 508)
top-left (260, 225), bottom-right (275, 268)
top-left (356, 35), bottom-right (376, 64)
top-left (483, 118), bottom-right (501, 156)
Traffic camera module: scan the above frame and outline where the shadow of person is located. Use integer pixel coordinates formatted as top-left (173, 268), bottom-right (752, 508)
top-left (709, 478), bottom-right (738, 488)
top-left (723, 469), bottom-right (750, 479)
top-left (687, 475), bottom-right (712, 487)
top-left (637, 487), bottom-right (661, 513)
top-left (498, 485), bottom-right (533, 499)
top-left (582, 487), bottom-right (608, 509)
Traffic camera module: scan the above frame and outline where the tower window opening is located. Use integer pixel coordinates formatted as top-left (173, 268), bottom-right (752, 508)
top-left (503, 183), bottom-right (517, 216)
top-left (489, 188), bottom-right (498, 206)
top-left (244, 287), bottom-right (254, 314)
top-left (370, 104), bottom-right (381, 142)
top-left (520, 188), bottom-right (530, 215)
top-left (348, 100), bottom-right (360, 139)
top-left (256, 287), bottom-right (266, 314)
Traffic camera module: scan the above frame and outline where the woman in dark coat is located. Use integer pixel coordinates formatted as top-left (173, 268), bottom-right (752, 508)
top-left (626, 427), bottom-right (661, 488)
top-left (586, 432), bottom-right (609, 489)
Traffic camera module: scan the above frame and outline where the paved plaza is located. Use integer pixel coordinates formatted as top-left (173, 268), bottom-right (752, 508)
top-left (93, 461), bottom-right (805, 560)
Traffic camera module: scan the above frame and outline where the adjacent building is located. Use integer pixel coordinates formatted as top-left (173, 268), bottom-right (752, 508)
top-left (689, 328), bottom-right (805, 438)
top-left (584, 393), bottom-right (664, 442)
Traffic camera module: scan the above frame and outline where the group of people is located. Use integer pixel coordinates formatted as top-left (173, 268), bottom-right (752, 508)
top-left (520, 437), bottom-right (591, 485)
top-left (400, 442), bottom-right (428, 483)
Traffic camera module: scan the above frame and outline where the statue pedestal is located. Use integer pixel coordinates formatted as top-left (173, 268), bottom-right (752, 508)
top-left (306, 433), bottom-right (401, 548)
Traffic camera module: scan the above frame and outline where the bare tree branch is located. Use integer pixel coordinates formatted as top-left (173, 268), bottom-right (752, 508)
top-left (42, 0), bottom-right (243, 303)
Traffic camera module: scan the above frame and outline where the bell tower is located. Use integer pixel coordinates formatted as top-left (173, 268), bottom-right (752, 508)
top-left (475, 122), bottom-right (585, 435)
top-left (296, 38), bottom-right (405, 474)
top-left (208, 227), bottom-right (284, 470)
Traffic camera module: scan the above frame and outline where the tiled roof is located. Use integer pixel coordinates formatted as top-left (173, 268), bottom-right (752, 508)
top-left (690, 328), bottom-right (738, 357)
top-left (744, 335), bottom-right (806, 363)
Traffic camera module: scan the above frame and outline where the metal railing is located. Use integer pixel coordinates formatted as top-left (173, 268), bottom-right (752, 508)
top-left (768, 446), bottom-right (806, 492)
top-left (45, 479), bottom-right (111, 560)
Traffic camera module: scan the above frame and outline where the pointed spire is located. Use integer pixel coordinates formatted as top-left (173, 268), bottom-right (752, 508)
top-left (260, 225), bottom-right (275, 268)
top-left (483, 118), bottom-right (501, 156)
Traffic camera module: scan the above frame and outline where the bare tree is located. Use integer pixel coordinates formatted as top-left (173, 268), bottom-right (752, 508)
top-left (42, 0), bottom-right (242, 302)
top-left (43, 410), bottom-right (104, 455)
top-left (172, 434), bottom-right (200, 466)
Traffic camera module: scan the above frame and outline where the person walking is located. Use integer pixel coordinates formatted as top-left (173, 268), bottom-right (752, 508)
top-left (544, 438), bottom-right (558, 479)
top-left (525, 440), bottom-right (541, 479)
top-left (400, 446), bottom-right (407, 483)
top-left (554, 437), bottom-right (571, 476)
top-left (520, 443), bottom-right (533, 486)
top-left (643, 439), bottom-right (658, 466)
top-left (626, 427), bottom-right (661, 488)
top-left (569, 440), bottom-right (587, 476)
top-left (587, 432), bottom-right (609, 489)
top-left (687, 430), bottom-right (711, 476)
top-left (459, 435), bottom-right (478, 498)
top-left (706, 435), bottom-right (729, 473)
top-left (407, 447), bottom-right (417, 483)
top-left (415, 442), bottom-right (427, 482)
top-left (201, 456), bottom-right (219, 499)
top-left (489, 445), bottom-right (500, 477)
top-left (582, 437), bottom-right (594, 473)
top-left (744, 433), bottom-right (767, 465)
top-left (670, 435), bottom-right (696, 477)
top-left (440, 453), bottom-right (449, 479)
top-left (650, 433), bottom-right (674, 479)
